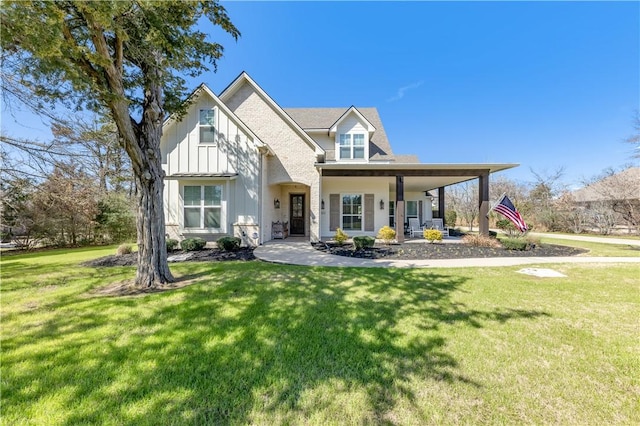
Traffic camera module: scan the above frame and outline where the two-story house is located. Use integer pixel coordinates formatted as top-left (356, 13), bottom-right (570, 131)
top-left (161, 72), bottom-right (517, 246)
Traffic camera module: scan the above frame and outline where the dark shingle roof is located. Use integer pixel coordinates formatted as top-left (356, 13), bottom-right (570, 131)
top-left (284, 107), bottom-right (403, 161)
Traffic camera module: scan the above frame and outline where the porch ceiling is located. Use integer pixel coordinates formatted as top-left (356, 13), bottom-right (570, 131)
top-left (318, 162), bottom-right (518, 192)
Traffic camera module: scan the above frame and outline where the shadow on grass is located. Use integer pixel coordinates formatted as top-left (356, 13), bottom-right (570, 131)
top-left (2, 262), bottom-right (550, 424)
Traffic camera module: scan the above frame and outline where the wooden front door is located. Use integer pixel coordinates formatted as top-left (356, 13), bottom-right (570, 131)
top-left (290, 194), bottom-right (305, 235)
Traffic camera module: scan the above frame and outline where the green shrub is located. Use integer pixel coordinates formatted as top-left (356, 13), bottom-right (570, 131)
top-left (95, 193), bottom-right (137, 243)
top-left (496, 218), bottom-right (520, 237)
top-left (423, 229), bottom-right (443, 243)
top-left (445, 210), bottom-right (457, 227)
top-left (116, 243), bottom-right (133, 256)
top-left (0, 231), bottom-right (11, 243)
top-left (180, 237), bottom-right (206, 251)
top-left (462, 234), bottom-right (501, 248)
top-left (376, 225), bottom-right (396, 244)
top-left (334, 228), bottom-right (349, 244)
top-left (353, 236), bottom-right (375, 250)
top-left (217, 236), bottom-right (241, 251)
top-left (166, 238), bottom-right (179, 252)
top-left (501, 237), bottom-right (531, 251)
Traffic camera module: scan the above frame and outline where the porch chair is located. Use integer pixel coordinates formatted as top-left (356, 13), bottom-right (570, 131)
top-left (431, 218), bottom-right (449, 237)
top-left (408, 218), bottom-right (423, 237)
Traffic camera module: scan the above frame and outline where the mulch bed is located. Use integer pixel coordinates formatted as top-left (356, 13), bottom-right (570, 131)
top-left (83, 247), bottom-right (255, 267)
top-left (84, 241), bottom-right (587, 268)
top-left (312, 242), bottom-right (587, 260)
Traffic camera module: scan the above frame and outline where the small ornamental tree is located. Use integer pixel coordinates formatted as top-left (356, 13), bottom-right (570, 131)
top-left (1, 1), bottom-right (239, 288)
top-left (334, 228), bottom-right (349, 245)
top-left (423, 229), bottom-right (443, 243)
top-left (377, 225), bottom-right (396, 244)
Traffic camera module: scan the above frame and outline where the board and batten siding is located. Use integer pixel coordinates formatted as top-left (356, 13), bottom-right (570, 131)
top-left (163, 95), bottom-right (256, 176)
top-left (161, 90), bottom-right (262, 239)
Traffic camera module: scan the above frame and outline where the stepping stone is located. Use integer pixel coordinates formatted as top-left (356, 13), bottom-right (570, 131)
top-left (168, 253), bottom-right (194, 262)
top-left (517, 268), bottom-right (566, 278)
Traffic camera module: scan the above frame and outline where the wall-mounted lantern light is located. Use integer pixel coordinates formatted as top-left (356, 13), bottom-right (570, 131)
top-left (274, 198), bottom-right (280, 209)
top-left (380, 199), bottom-right (385, 210)
top-left (321, 199), bottom-right (325, 210)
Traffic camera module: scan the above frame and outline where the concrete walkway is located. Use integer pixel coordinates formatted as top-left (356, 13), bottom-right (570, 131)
top-left (254, 240), bottom-right (640, 269)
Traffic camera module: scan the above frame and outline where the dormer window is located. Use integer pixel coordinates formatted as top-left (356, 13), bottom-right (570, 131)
top-left (339, 133), bottom-right (366, 160)
top-left (199, 109), bottom-right (215, 143)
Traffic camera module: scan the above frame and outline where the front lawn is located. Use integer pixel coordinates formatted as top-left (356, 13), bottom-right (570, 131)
top-left (537, 237), bottom-right (640, 257)
top-left (1, 247), bottom-right (638, 425)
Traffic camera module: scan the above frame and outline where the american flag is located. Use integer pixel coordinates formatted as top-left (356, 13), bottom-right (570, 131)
top-left (492, 194), bottom-right (528, 233)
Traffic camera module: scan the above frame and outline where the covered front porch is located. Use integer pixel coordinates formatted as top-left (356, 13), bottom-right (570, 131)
top-left (318, 163), bottom-right (517, 242)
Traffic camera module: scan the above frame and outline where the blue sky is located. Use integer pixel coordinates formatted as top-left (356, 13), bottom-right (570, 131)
top-left (3, 1), bottom-right (638, 188)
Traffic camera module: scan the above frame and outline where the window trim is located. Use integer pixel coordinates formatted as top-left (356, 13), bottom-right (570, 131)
top-left (337, 132), bottom-right (367, 160)
top-left (183, 184), bottom-right (223, 230)
top-left (406, 200), bottom-right (419, 220)
top-left (341, 193), bottom-right (363, 231)
top-left (199, 108), bottom-right (216, 144)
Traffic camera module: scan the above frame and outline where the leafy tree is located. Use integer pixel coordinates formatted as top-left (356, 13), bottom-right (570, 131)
top-left (95, 192), bottom-right (137, 244)
top-left (0, 177), bottom-right (46, 248)
top-left (2, 1), bottom-right (239, 287)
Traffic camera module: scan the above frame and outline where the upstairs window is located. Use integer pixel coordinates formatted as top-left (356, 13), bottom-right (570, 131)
top-left (199, 109), bottom-right (215, 143)
top-left (339, 133), bottom-right (366, 160)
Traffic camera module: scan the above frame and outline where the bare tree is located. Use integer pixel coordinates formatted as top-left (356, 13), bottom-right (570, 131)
top-left (447, 181), bottom-right (478, 231)
top-left (528, 167), bottom-right (568, 231)
top-left (624, 111), bottom-right (640, 159)
top-left (577, 167), bottom-right (640, 234)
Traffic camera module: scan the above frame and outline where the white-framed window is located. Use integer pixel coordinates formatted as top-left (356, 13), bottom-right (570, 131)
top-left (184, 185), bottom-right (222, 229)
top-left (199, 109), bottom-right (215, 143)
top-left (339, 133), bottom-right (366, 160)
top-left (342, 194), bottom-right (362, 230)
top-left (406, 201), bottom-right (418, 223)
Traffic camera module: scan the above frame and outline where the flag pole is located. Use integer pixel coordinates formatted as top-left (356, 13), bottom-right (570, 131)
top-left (488, 192), bottom-right (506, 215)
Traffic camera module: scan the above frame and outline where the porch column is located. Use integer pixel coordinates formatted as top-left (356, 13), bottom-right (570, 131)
top-left (438, 187), bottom-right (445, 219)
top-left (479, 171), bottom-right (490, 236)
top-left (395, 175), bottom-right (405, 243)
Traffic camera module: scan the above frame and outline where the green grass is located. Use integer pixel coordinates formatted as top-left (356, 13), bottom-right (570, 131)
top-left (532, 231), bottom-right (640, 241)
top-left (1, 247), bottom-right (639, 425)
top-left (538, 237), bottom-right (640, 257)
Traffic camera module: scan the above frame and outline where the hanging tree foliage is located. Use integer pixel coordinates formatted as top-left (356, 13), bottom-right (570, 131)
top-left (1, 1), bottom-right (239, 287)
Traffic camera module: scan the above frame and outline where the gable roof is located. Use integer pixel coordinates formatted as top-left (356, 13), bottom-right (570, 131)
top-left (573, 167), bottom-right (640, 202)
top-left (162, 83), bottom-right (269, 152)
top-left (328, 106), bottom-right (376, 135)
top-left (284, 107), bottom-right (404, 162)
top-left (219, 72), bottom-right (324, 154)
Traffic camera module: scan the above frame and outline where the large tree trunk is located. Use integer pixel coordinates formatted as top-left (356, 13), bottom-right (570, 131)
top-left (132, 75), bottom-right (174, 288)
top-left (133, 153), bottom-right (173, 288)
top-left (107, 69), bottom-right (174, 288)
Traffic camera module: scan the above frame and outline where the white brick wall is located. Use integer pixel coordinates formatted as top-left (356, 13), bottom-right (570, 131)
top-left (225, 83), bottom-right (321, 241)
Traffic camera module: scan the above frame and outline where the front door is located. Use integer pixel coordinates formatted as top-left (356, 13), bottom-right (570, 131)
top-left (290, 194), bottom-right (305, 235)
